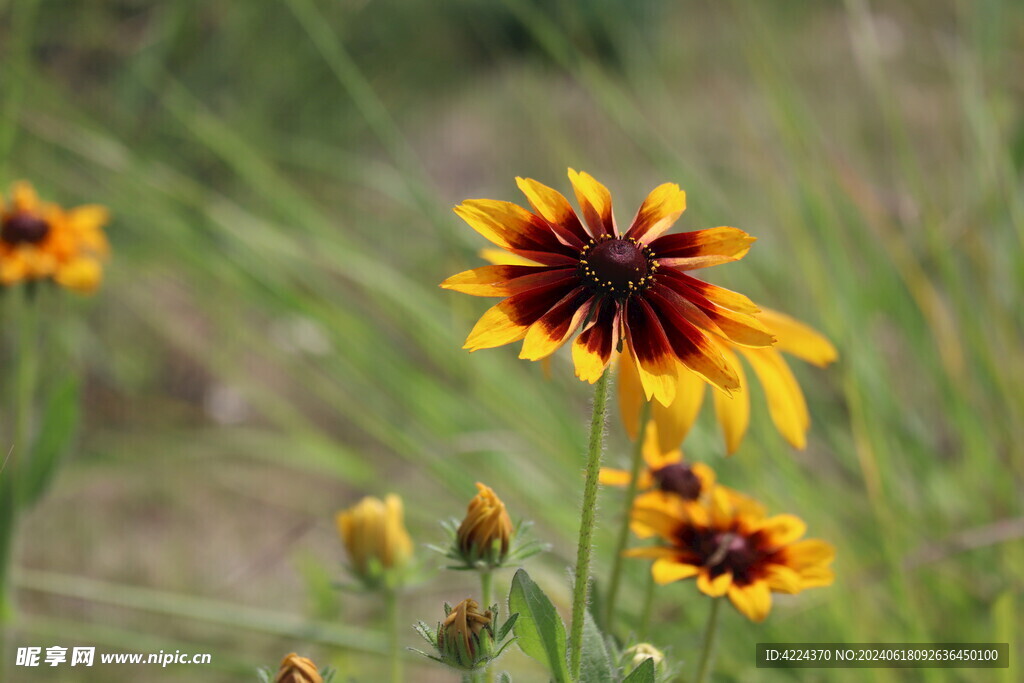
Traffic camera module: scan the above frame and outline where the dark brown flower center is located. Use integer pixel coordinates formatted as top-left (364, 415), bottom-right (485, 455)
top-left (579, 236), bottom-right (656, 298)
top-left (653, 463), bottom-right (702, 500)
top-left (2, 212), bottom-right (50, 244)
top-left (706, 531), bottom-right (762, 582)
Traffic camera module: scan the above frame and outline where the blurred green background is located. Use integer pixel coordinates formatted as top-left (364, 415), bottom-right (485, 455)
top-left (2, 0), bottom-right (1022, 680)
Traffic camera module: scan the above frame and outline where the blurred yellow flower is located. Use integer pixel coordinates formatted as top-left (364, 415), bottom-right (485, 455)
top-left (620, 308), bottom-right (837, 453)
top-left (274, 653), bottom-right (322, 683)
top-left (438, 598), bottom-right (492, 663)
top-left (442, 170), bottom-right (771, 404)
top-left (627, 488), bottom-right (834, 622)
top-left (335, 494), bottom-right (413, 582)
top-left (0, 181), bottom-right (110, 293)
top-left (456, 482), bottom-right (514, 566)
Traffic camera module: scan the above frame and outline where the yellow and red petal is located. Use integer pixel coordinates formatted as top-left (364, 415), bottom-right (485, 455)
top-left (727, 580), bottom-right (772, 622)
top-left (622, 546), bottom-right (681, 559)
top-left (479, 248), bottom-right (539, 267)
top-left (661, 270), bottom-right (760, 315)
top-left (617, 351), bottom-right (645, 440)
top-left (625, 182), bottom-right (686, 244)
top-left (758, 307), bottom-right (838, 367)
top-left (441, 264), bottom-right (574, 296)
top-left (520, 289), bottom-right (594, 360)
top-left (696, 569), bottom-right (732, 597)
top-left (794, 565), bottom-right (835, 589)
top-left (780, 539), bottom-right (836, 569)
top-left (763, 564), bottom-right (803, 594)
top-left (742, 347), bottom-right (810, 449)
top-left (12, 181), bottom-right (40, 212)
top-left (454, 199), bottom-right (577, 265)
top-left (691, 462), bottom-right (717, 492)
top-left (650, 364), bottom-right (706, 452)
top-left (572, 298), bottom-right (618, 383)
top-left (627, 504), bottom-right (680, 540)
top-left (463, 279), bottom-right (577, 351)
top-left (516, 176), bottom-right (590, 247)
top-left (757, 514), bottom-right (808, 547)
top-left (568, 168), bottom-right (616, 238)
top-left (53, 257), bottom-right (102, 293)
top-left (599, 467), bottom-right (633, 487)
top-left (645, 287), bottom-right (740, 395)
top-left (641, 426), bottom-right (683, 470)
top-left (625, 298), bottom-right (679, 406)
top-left (649, 226), bottom-right (754, 269)
top-left (712, 343), bottom-right (750, 454)
top-left (652, 557), bottom-right (700, 584)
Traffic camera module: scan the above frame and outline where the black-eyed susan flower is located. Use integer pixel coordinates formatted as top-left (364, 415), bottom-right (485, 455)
top-left (442, 170), bottom-right (774, 405)
top-left (271, 653), bottom-right (325, 683)
top-left (335, 494), bottom-right (413, 587)
top-left (620, 307), bottom-right (837, 453)
top-left (413, 598), bottom-right (518, 672)
top-left (456, 482), bottom-right (514, 567)
top-left (599, 427), bottom-right (716, 516)
top-left (0, 181), bottom-right (110, 293)
top-left (626, 488), bottom-right (834, 622)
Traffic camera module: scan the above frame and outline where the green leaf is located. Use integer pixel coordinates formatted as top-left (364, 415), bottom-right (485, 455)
top-left (508, 568), bottom-right (570, 683)
top-left (497, 672), bottom-right (513, 683)
top-left (623, 658), bottom-right (655, 683)
top-left (21, 378), bottom-right (80, 508)
top-left (580, 609), bottom-right (615, 683)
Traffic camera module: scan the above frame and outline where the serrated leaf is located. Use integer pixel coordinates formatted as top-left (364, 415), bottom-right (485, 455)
top-left (623, 658), bottom-right (655, 683)
top-left (508, 568), bottom-right (570, 683)
top-left (21, 378), bottom-right (80, 508)
top-left (580, 609), bottom-right (615, 683)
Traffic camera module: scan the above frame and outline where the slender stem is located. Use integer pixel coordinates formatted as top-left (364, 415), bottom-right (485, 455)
top-left (694, 598), bottom-right (723, 683)
top-left (568, 370), bottom-right (612, 682)
top-left (384, 588), bottom-right (401, 683)
top-left (603, 400), bottom-right (651, 632)
top-left (479, 570), bottom-right (494, 683)
top-left (637, 569), bottom-right (656, 642)
top-left (1, 285), bottom-right (40, 670)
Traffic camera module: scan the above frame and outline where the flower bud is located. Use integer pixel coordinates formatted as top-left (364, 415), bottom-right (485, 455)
top-left (336, 494), bottom-right (413, 584)
top-left (623, 643), bottom-right (665, 673)
top-left (438, 598), bottom-right (493, 667)
top-left (456, 483), bottom-right (514, 567)
top-left (274, 653), bottom-right (322, 683)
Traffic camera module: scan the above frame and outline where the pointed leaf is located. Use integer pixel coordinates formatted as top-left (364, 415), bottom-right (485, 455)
top-left (580, 609), bottom-right (616, 682)
top-left (623, 658), bottom-right (656, 683)
top-left (21, 378), bottom-right (80, 508)
top-left (508, 569), bottom-right (570, 683)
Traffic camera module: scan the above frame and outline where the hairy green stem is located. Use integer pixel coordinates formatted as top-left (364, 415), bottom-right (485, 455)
top-left (694, 597), bottom-right (722, 683)
top-left (480, 570), bottom-right (494, 683)
top-left (568, 370), bottom-right (612, 681)
top-left (384, 588), bottom-right (401, 683)
top-left (603, 400), bottom-right (651, 632)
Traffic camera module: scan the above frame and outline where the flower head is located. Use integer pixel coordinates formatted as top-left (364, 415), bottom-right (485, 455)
top-left (622, 643), bottom-right (665, 674)
top-left (273, 653), bottom-right (323, 683)
top-left (335, 494), bottom-right (413, 587)
top-left (442, 170), bottom-right (773, 405)
top-left (0, 181), bottom-right (110, 293)
top-left (456, 482), bottom-right (514, 567)
top-left (627, 488), bottom-right (834, 622)
top-left (620, 307), bottom-right (837, 453)
top-left (413, 597), bottom-right (518, 672)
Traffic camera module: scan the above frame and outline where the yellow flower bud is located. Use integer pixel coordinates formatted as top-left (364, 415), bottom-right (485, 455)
top-left (438, 598), bottom-right (492, 663)
top-left (623, 643), bottom-right (665, 672)
top-left (456, 483), bottom-right (514, 565)
top-left (336, 494), bottom-right (413, 580)
top-left (274, 653), bottom-right (322, 683)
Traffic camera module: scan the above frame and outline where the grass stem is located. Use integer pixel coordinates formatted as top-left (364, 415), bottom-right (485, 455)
top-left (694, 597), bottom-right (722, 683)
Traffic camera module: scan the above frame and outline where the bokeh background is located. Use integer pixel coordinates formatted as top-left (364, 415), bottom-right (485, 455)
top-left (3, 0), bottom-right (1022, 680)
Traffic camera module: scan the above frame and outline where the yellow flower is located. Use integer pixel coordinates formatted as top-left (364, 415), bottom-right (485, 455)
top-left (0, 181), bottom-right (110, 293)
top-left (619, 307), bottom-right (837, 453)
top-left (456, 482), bottom-right (514, 566)
top-left (438, 598), bottom-right (493, 664)
top-left (273, 653), bottom-right (322, 683)
top-left (627, 488), bottom-right (834, 622)
top-left (442, 170), bottom-right (772, 405)
top-left (335, 494), bottom-right (413, 582)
